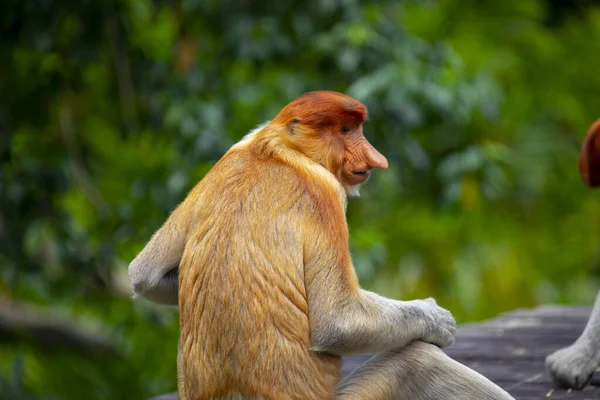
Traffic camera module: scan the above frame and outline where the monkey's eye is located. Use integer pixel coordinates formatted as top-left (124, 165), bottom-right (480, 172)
top-left (341, 126), bottom-right (352, 134)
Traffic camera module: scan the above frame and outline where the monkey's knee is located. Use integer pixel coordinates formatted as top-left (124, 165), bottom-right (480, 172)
top-left (336, 342), bottom-right (444, 400)
top-left (336, 341), bottom-right (514, 400)
top-left (401, 342), bottom-right (514, 399)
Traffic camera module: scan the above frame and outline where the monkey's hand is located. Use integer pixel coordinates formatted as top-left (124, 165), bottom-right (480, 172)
top-left (415, 297), bottom-right (457, 348)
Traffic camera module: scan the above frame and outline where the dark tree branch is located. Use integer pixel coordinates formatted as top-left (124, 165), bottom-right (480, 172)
top-left (0, 299), bottom-right (116, 355)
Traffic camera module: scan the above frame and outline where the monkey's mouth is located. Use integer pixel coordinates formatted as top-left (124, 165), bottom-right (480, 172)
top-left (348, 170), bottom-right (370, 184)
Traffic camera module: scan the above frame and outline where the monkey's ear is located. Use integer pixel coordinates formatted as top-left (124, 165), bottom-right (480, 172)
top-left (290, 118), bottom-right (301, 135)
top-left (579, 119), bottom-right (600, 187)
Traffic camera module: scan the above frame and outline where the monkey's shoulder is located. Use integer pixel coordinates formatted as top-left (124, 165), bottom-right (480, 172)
top-left (187, 147), bottom-right (346, 223)
top-left (250, 153), bottom-right (346, 215)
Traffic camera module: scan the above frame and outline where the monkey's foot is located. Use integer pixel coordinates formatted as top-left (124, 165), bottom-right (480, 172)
top-left (545, 344), bottom-right (598, 389)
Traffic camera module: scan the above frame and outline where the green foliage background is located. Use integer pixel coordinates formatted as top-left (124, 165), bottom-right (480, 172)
top-left (2, 0), bottom-right (600, 398)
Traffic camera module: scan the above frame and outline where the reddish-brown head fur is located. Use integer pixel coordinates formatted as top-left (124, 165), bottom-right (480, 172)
top-left (270, 91), bottom-right (388, 193)
top-left (579, 119), bottom-right (600, 187)
top-left (272, 91), bottom-right (369, 130)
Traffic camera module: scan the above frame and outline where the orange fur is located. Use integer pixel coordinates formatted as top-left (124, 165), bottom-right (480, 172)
top-left (175, 92), bottom-right (386, 399)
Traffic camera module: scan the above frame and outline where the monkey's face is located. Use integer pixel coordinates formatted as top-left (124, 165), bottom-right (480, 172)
top-left (284, 121), bottom-right (388, 192)
top-left (339, 124), bottom-right (388, 186)
top-left (272, 91), bottom-right (388, 194)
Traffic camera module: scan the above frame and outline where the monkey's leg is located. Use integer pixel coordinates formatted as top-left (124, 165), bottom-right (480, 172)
top-left (336, 341), bottom-right (514, 400)
top-left (545, 290), bottom-right (600, 389)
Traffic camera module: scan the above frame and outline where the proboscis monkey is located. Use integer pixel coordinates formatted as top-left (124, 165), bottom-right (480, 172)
top-left (546, 119), bottom-right (600, 389)
top-left (129, 91), bottom-right (514, 399)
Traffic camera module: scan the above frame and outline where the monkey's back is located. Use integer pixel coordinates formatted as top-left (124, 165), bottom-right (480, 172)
top-left (178, 147), bottom-right (341, 399)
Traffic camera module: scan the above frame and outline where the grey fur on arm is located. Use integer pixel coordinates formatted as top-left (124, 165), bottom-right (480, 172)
top-left (309, 287), bottom-right (456, 355)
top-left (128, 219), bottom-right (184, 306)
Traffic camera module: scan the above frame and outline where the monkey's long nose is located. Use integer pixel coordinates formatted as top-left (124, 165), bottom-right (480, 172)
top-left (364, 141), bottom-right (389, 170)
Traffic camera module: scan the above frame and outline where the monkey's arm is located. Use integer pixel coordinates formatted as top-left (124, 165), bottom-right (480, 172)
top-left (308, 285), bottom-right (455, 355)
top-left (303, 211), bottom-right (455, 355)
top-left (128, 216), bottom-right (185, 306)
